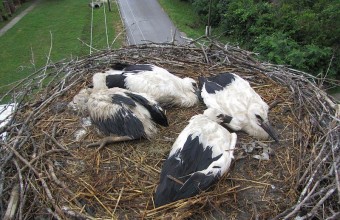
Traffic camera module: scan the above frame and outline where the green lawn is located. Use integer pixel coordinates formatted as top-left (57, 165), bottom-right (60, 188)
top-left (158, 0), bottom-right (228, 42)
top-left (158, 0), bottom-right (205, 39)
top-left (0, 0), bottom-right (123, 94)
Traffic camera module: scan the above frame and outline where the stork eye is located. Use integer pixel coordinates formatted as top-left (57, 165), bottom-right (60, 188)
top-left (255, 114), bottom-right (263, 122)
top-left (192, 82), bottom-right (198, 88)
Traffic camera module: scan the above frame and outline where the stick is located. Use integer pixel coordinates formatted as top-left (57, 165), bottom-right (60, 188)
top-left (113, 187), bottom-right (124, 215)
top-left (3, 184), bottom-right (19, 220)
top-left (4, 144), bottom-right (65, 218)
top-left (167, 175), bottom-right (184, 185)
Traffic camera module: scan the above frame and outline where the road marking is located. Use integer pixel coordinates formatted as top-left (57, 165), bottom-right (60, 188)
top-left (118, 0), bottom-right (147, 45)
top-left (123, 0), bottom-right (147, 43)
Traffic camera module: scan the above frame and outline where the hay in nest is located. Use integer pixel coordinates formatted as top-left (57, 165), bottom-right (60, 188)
top-left (0, 38), bottom-right (339, 220)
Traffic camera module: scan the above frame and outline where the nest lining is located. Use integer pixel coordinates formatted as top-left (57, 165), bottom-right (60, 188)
top-left (0, 39), bottom-right (339, 219)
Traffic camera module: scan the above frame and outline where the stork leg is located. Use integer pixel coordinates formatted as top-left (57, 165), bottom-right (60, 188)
top-left (87, 136), bottom-right (133, 151)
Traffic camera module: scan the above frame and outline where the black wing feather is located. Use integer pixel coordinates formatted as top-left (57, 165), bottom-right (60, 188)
top-left (110, 62), bottom-right (130, 70)
top-left (92, 108), bottom-right (145, 139)
top-left (106, 74), bottom-right (127, 89)
top-left (123, 64), bottom-right (153, 72)
top-left (203, 80), bottom-right (224, 94)
top-left (206, 72), bottom-right (235, 87)
top-left (175, 171), bottom-right (220, 201)
top-left (125, 92), bottom-right (168, 127)
top-left (111, 94), bottom-right (136, 106)
top-left (155, 135), bottom-right (222, 207)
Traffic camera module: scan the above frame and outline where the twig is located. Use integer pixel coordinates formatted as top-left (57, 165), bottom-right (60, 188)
top-left (47, 162), bottom-right (83, 208)
top-left (12, 159), bottom-right (24, 220)
top-left (61, 206), bottom-right (95, 220)
top-left (4, 144), bottom-right (65, 218)
top-left (3, 184), bottom-right (19, 220)
top-left (331, 137), bottom-right (340, 203)
top-left (167, 175), bottom-right (184, 185)
top-left (40, 31), bottom-right (54, 88)
top-left (299, 188), bottom-right (336, 220)
top-left (113, 187), bottom-right (124, 215)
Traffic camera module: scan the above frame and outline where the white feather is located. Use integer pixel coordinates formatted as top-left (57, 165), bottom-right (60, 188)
top-left (93, 65), bottom-right (199, 107)
top-left (169, 108), bottom-right (237, 175)
top-left (201, 73), bottom-right (271, 139)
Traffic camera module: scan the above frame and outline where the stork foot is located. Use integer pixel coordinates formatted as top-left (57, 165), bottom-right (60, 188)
top-left (87, 136), bottom-right (133, 151)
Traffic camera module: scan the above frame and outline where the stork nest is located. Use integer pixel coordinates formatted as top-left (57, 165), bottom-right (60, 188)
top-left (0, 38), bottom-right (339, 220)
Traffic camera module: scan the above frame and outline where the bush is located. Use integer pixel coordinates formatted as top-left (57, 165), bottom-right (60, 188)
top-left (218, 0), bottom-right (339, 79)
top-left (254, 32), bottom-right (335, 77)
top-left (172, 0), bottom-right (339, 79)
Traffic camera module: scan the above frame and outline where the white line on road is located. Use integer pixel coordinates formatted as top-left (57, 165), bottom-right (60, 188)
top-left (120, 0), bottom-right (147, 44)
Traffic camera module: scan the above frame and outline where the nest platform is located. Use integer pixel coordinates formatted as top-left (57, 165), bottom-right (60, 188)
top-left (0, 39), bottom-right (339, 219)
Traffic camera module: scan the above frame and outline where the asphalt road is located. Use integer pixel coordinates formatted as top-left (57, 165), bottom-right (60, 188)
top-left (116, 0), bottom-right (186, 45)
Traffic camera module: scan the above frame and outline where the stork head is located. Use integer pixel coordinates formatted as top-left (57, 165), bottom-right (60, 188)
top-left (182, 77), bottom-right (198, 90)
top-left (183, 77), bottom-right (201, 97)
top-left (246, 102), bottom-right (279, 142)
top-left (203, 108), bottom-right (233, 125)
top-left (68, 88), bottom-right (92, 114)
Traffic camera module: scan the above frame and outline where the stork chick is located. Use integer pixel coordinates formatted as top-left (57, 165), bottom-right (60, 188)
top-left (70, 88), bottom-right (169, 148)
top-left (68, 88), bottom-right (92, 115)
top-left (92, 63), bottom-right (199, 107)
top-left (199, 72), bottom-right (278, 142)
top-left (154, 108), bottom-right (237, 207)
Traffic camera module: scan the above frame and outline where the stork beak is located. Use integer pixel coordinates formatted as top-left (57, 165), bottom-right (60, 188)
top-left (220, 114), bottom-right (233, 124)
top-left (260, 122), bottom-right (279, 143)
top-left (193, 87), bottom-right (203, 102)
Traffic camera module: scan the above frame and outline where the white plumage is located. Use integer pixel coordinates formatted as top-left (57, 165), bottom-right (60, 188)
top-left (154, 108), bottom-right (237, 207)
top-left (68, 88), bottom-right (92, 115)
top-left (0, 103), bottom-right (16, 141)
top-left (199, 72), bottom-right (278, 142)
top-left (92, 64), bottom-right (199, 107)
top-left (69, 87), bottom-right (168, 147)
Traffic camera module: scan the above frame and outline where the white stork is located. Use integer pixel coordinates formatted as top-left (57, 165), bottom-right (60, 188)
top-left (92, 63), bottom-right (199, 108)
top-left (199, 72), bottom-right (279, 142)
top-left (154, 108), bottom-right (237, 207)
top-left (69, 87), bottom-right (169, 148)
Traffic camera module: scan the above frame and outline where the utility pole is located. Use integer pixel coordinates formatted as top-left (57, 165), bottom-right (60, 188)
top-left (107, 0), bottom-right (112, 12)
top-left (205, 0), bottom-right (212, 36)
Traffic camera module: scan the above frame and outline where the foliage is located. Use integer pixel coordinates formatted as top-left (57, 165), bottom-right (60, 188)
top-left (191, 0), bottom-right (225, 27)
top-left (184, 0), bottom-right (339, 79)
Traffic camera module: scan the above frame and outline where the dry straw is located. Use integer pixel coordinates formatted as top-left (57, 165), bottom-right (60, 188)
top-left (0, 38), bottom-right (339, 219)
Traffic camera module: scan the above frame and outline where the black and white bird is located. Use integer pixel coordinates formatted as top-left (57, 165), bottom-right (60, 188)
top-left (68, 88), bottom-right (92, 115)
top-left (199, 72), bottom-right (278, 142)
top-left (92, 63), bottom-right (199, 107)
top-left (69, 87), bottom-right (169, 148)
top-left (154, 108), bottom-right (237, 207)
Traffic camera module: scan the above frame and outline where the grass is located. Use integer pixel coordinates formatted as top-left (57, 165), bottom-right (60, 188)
top-left (158, 0), bottom-right (229, 42)
top-left (158, 0), bottom-right (205, 39)
top-left (0, 0), bottom-right (123, 96)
